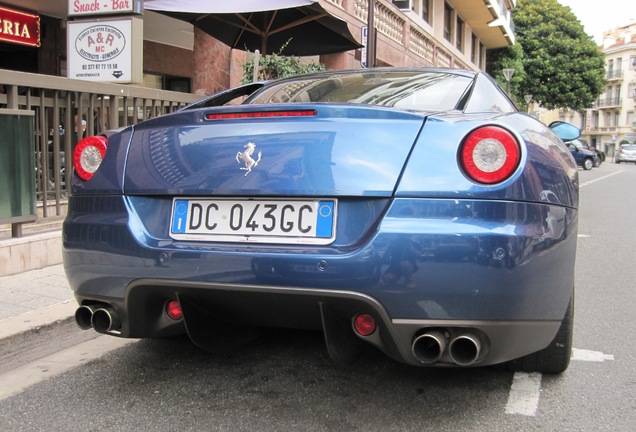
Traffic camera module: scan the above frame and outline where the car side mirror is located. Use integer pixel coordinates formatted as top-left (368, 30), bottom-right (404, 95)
top-left (549, 121), bottom-right (581, 142)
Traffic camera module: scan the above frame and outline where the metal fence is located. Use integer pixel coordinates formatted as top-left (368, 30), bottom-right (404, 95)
top-left (0, 69), bottom-right (199, 235)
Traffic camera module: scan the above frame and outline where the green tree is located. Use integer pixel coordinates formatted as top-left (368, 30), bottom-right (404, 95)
top-left (486, 43), bottom-right (526, 106)
top-left (486, 0), bottom-right (605, 110)
top-left (241, 41), bottom-right (325, 84)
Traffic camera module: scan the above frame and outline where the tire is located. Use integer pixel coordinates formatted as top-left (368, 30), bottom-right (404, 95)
top-left (503, 295), bottom-right (574, 374)
top-left (583, 158), bottom-right (593, 170)
top-left (594, 158), bottom-right (600, 167)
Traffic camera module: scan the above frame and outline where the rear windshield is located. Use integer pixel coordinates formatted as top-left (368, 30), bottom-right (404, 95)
top-left (621, 145), bottom-right (636, 150)
top-left (248, 71), bottom-right (473, 111)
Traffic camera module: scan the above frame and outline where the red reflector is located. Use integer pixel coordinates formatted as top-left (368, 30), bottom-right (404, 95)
top-left (165, 300), bottom-right (183, 321)
top-left (205, 109), bottom-right (316, 120)
top-left (460, 126), bottom-right (520, 184)
top-left (353, 314), bottom-right (376, 336)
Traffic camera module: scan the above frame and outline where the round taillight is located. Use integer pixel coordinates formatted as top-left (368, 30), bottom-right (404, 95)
top-left (460, 126), bottom-right (520, 184)
top-left (353, 313), bottom-right (376, 336)
top-left (165, 300), bottom-right (183, 321)
top-left (73, 135), bottom-right (108, 181)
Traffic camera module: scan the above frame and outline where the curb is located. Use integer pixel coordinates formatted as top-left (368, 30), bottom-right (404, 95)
top-left (0, 301), bottom-right (77, 344)
top-left (0, 301), bottom-right (101, 377)
top-left (0, 231), bottom-right (63, 276)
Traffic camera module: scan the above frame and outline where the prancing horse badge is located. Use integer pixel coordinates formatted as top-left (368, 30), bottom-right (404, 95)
top-left (235, 142), bottom-right (262, 176)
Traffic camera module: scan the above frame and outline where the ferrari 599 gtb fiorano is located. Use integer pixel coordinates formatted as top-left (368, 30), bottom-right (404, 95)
top-left (64, 68), bottom-right (580, 373)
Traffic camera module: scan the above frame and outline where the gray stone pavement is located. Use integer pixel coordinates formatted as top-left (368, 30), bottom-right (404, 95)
top-left (0, 264), bottom-right (76, 344)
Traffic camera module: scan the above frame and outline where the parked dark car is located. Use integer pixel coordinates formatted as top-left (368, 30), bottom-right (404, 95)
top-left (567, 138), bottom-right (604, 166)
top-left (567, 142), bottom-right (598, 170)
top-left (64, 68), bottom-right (579, 374)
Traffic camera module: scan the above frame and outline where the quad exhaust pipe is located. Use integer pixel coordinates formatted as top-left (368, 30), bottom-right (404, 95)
top-left (75, 304), bottom-right (121, 333)
top-left (411, 330), bottom-right (483, 366)
top-left (411, 331), bottom-right (447, 364)
top-left (75, 304), bottom-right (98, 330)
top-left (448, 333), bottom-right (482, 366)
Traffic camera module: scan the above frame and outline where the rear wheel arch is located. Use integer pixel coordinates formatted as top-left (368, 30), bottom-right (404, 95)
top-left (501, 294), bottom-right (574, 374)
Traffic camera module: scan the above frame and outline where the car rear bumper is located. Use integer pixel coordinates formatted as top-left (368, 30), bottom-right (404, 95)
top-left (63, 194), bottom-right (577, 366)
top-left (79, 279), bottom-right (562, 366)
top-left (617, 155), bottom-right (636, 162)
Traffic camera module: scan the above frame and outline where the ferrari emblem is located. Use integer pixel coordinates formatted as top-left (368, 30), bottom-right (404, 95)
top-left (236, 142), bottom-right (262, 176)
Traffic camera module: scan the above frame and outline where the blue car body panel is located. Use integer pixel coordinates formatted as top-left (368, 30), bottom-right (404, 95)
top-left (397, 113), bottom-right (578, 207)
top-left (63, 68), bottom-right (579, 370)
top-left (122, 105), bottom-right (425, 197)
top-left (64, 194), bottom-right (576, 320)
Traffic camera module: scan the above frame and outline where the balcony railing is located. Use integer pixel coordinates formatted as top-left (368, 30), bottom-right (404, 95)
top-left (351, 0), bottom-right (473, 69)
top-left (606, 70), bottom-right (623, 80)
top-left (596, 97), bottom-right (623, 108)
top-left (0, 69), bottom-right (198, 234)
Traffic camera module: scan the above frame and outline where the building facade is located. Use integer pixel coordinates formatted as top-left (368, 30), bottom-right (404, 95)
top-left (0, 0), bottom-right (515, 231)
top-left (1, 0), bottom-right (515, 94)
top-left (589, 22), bottom-right (636, 155)
top-left (556, 22), bottom-right (636, 157)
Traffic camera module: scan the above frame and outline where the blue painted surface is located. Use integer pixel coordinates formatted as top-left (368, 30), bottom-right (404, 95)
top-left (63, 69), bottom-right (579, 347)
top-left (64, 193), bottom-right (576, 321)
top-left (117, 105), bottom-right (425, 197)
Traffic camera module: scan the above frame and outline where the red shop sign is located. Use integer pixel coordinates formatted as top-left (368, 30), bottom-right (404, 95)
top-left (0, 6), bottom-right (41, 48)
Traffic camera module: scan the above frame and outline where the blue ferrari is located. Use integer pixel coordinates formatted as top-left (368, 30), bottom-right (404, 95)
top-left (64, 68), bottom-right (579, 373)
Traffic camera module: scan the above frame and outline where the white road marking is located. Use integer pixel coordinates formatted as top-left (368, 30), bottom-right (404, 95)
top-left (0, 336), bottom-right (137, 401)
top-left (504, 348), bottom-right (614, 416)
top-left (571, 348), bottom-right (614, 362)
top-left (579, 170), bottom-right (623, 188)
top-left (505, 372), bottom-right (542, 416)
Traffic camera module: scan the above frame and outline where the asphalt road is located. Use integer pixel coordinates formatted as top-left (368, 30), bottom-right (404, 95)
top-left (1, 162), bottom-right (635, 431)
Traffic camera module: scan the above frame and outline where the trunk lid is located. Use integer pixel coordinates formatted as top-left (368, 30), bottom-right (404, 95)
top-left (123, 104), bottom-right (425, 197)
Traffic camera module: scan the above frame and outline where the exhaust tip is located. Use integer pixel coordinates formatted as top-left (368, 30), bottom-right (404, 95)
top-left (449, 334), bottom-right (481, 366)
top-left (412, 331), bottom-right (447, 364)
top-left (91, 307), bottom-right (121, 333)
top-left (75, 305), bottom-right (96, 330)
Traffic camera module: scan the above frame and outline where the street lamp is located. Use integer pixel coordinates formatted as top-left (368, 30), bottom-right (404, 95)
top-left (524, 94), bottom-right (533, 114)
top-left (502, 68), bottom-right (515, 96)
top-left (366, 0), bottom-right (376, 68)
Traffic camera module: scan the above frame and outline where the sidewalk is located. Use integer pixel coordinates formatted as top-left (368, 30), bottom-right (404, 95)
top-left (0, 264), bottom-right (76, 344)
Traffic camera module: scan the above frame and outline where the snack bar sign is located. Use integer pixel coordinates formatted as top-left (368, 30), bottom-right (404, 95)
top-left (0, 6), bottom-right (41, 47)
top-left (68, 18), bottom-right (142, 83)
top-left (68, 0), bottom-right (142, 17)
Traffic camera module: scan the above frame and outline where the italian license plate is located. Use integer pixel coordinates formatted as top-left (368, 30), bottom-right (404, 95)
top-left (170, 198), bottom-right (337, 244)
